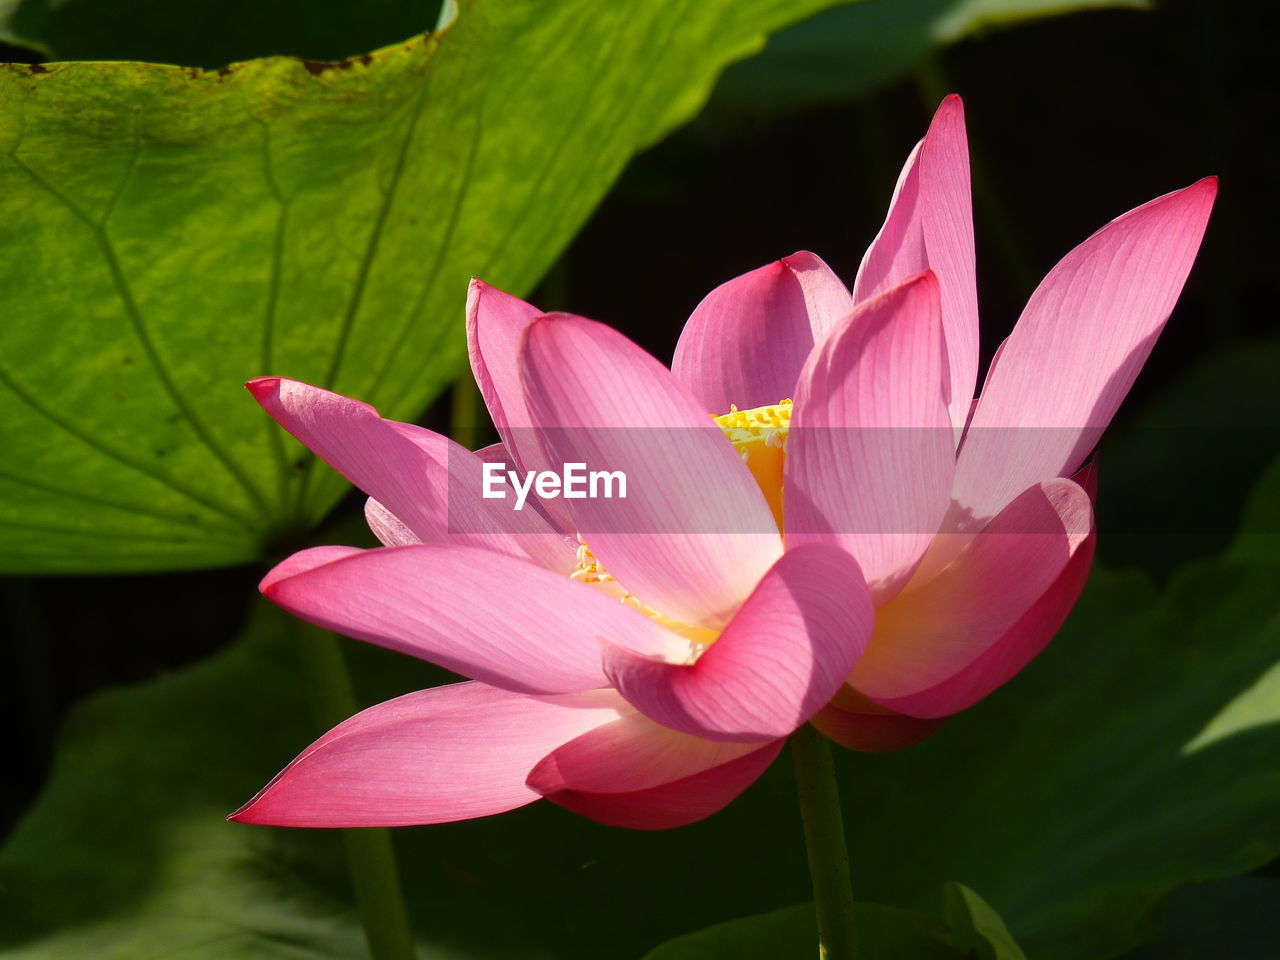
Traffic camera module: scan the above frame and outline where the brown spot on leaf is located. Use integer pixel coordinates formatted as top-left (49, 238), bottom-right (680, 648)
top-left (301, 58), bottom-right (356, 75)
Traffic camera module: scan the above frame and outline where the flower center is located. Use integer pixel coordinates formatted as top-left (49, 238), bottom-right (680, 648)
top-left (570, 537), bottom-right (717, 655)
top-left (713, 398), bottom-right (792, 529)
top-left (566, 399), bottom-right (792, 657)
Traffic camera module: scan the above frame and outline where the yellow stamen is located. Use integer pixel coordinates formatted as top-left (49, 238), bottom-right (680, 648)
top-left (713, 398), bottom-right (792, 529)
top-left (568, 536), bottom-right (615, 585)
top-left (567, 399), bottom-right (792, 656)
top-left (570, 535), bottom-right (719, 651)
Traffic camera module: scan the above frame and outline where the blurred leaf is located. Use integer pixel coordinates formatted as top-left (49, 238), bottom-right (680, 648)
top-left (0, 0), bottom-right (29, 50)
top-left (1098, 336), bottom-right (1280, 578)
top-left (3, 467), bottom-right (1277, 958)
top-left (0, 0), bottom-right (852, 574)
top-left (942, 883), bottom-right (1028, 960)
top-left (0, 607), bottom-right (366, 959)
top-left (641, 901), bottom-right (955, 959)
top-left (713, 0), bottom-right (1148, 110)
top-left (2, 0), bottom-right (441, 67)
top-left (0, 604), bottom-right (805, 960)
top-left (840, 459), bottom-right (1280, 959)
top-left (1232, 453), bottom-right (1280, 569)
top-left (1125, 877), bottom-right (1280, 960)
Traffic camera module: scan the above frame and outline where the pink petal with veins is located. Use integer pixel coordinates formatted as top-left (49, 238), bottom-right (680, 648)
top-left (672, 251), bottom-right (852, 412)
top-left (520, 312), bottom-right (782, 629)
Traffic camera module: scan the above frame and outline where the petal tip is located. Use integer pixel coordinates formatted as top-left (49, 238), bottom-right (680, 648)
top-left (259, 557), bottom-right (298, 596)
top-left (907, 267), bottom-right (939, 289)
top-left (779, 249), bottom-right (835, 277)
top-left (466, 277), bottom-right (503, 321)
top-left (879, 268), bottom-right (941, 305)
top-left (245, 377), bottom-right (281, 401)
top-left (258, 544), bottom-right (366, 596)
top-left (1191, 175), bottom-right (1219, 204)
top-left (1165, 175), bottom-right (1219, 214)
top-left (521, 311), bottom-right (581, 344)
top-left (524, 753), bottom-right (564, 796)
top-left (226, 794), bottom-right (265, 824)
top-left (930, 93), bottom-right (965, 127)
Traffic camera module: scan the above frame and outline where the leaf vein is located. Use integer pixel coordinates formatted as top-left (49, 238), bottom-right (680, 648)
top-left (0, 461), bottom-right (246, 535)
top-left (255, 118), bottom-right (297, 514)
top-left (7, 149), bottom-right (273, 530)
top-left (370, 66), bottom-right (488, 411)
top-left (321, 52), bottom-right (439, 392)
top-left (0, 356), bottom-right (257, 534)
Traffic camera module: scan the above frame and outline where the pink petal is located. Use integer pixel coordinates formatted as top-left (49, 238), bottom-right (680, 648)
top-left (262, 544), bottom-right (672, 694)
top-left (881, 520), bottom-right (1097, 719)
top-left (248, 377), bottom-right (444, 541)
top-left (811, 704), bottom-right (946, 753)
top-left (853, 95), bottom-right (979, 433)
top-left (602, 544), bottom-right (872, 741)
top-left (391, 420), bottom-right (577, 572)
top-left (465, 279), bottom-right (542, 450)
top-left (247, 377), bottom-right (573, 573)
top-left (466, 280), bottom-right (578, 533)
top-left (259, 544), bottom-right (365, 592)
top-left (786, 273), bottom-right (956, 599)
top-left (364, 499), bottom-right (420, 547)
top-left (671, 252), bottom-right (852, 413)
top-left (247, 378), bottom-right (442, 545)
top-left (527, 709), bottom-right (766, 794)
top-left (855, 140), bottom-right (925, 300)
top-left (473, 441), bottom-right (512, 463)
top-left (849, 478), bottom-right (1093, 702)
top-left (876, 464), bottom-right (1099, 718)
top-left (952, 178), bottom-right (1217, 526)
top-left (542, 740), bottom-right (784, 830)
top-left (230, 682), bottom-right (623, 827)
top-left (519, 313), bottom-right (783, 629)
top-left (471, 440), bottom-right (572, 536)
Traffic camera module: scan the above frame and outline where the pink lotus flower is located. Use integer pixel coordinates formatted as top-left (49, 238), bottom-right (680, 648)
top-left (232, 357), bottom-right (872, 830)
top-left (231, 95), bottom-right (1214, 831)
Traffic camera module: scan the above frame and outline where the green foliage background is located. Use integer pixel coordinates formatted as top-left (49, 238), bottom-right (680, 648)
top-left (0, 0), bottom-right (858, 572)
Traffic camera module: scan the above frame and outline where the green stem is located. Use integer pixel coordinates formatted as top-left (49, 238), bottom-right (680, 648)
top-left (291, 619), bottom-right (418, 960)
top-left (791, 723), bottom-right (857, 960)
